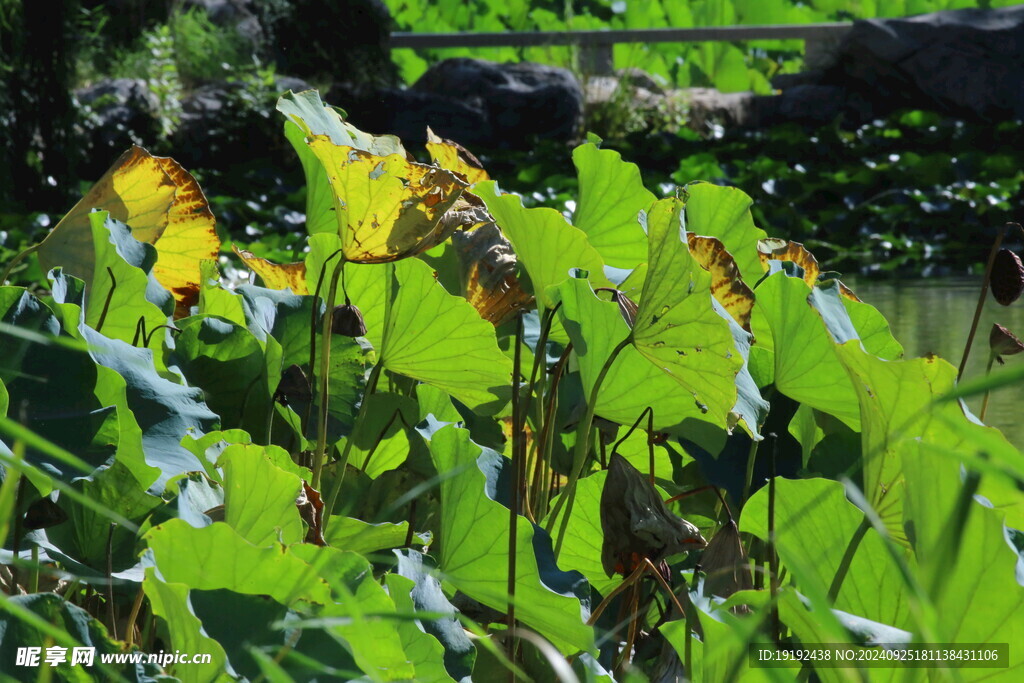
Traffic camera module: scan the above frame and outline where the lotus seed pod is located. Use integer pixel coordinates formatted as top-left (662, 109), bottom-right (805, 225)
top-left (990, 323), bottom-right (1024, 365)
top-left (600, 453), bottom-right (706, 578)
top-left (700, 519), bottom-right (752, 606)
top-left (331, 303), bottom-right (367, 337)
top-left (990, 249), bottom-right (1024, 306)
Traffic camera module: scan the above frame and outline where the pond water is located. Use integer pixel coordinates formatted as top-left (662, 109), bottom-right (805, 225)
top-left (846, 276), bottom-right (1024, 449)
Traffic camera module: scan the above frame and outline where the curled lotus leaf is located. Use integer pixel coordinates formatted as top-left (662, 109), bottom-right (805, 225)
top-left (687, 233), bottom-right (755, 332)
top-left (426, 127), bottom-right (490, 186)
top-left (304, 139), bottom-right (468, 263)
top-left (38, 146), bottom-right (219, 317)
top-left (278, 89), bottom-right (407, 157)
top-left (757, 238), bottom-right (859, 301)
top-left (232, 245), bottom-right (308, 294)
top-left (452, 224), bottom-right (534, 326)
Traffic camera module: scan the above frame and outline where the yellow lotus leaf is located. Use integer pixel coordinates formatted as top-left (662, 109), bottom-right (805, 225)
top-left (687, 233), bottom-right (755, 332)
top-left (757, 237), bottom-right (860, 301)
top-left (305, 137), bottom-right (467, 263)
top-left (426, 127), bottom-right (490, 186)
top-left (233, 246), bottom-right (309, 294)
top-left (38, 146), bottom-right (219, 317)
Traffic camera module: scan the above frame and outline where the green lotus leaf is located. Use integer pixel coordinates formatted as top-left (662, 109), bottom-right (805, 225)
top-left (278, 90), bottom-right (406, 156)
top-left (145, 519), bottom-right (333, 606)
top-left (834, 341), bottom-right (1024, 541)
top-left (326, 517), bottom-right (429, 555)
top-left (336, 392), bottom-right (418, 479)
top-left (633, 198), bottom-right (741, 430)
top-left (479, 180), bottom-right (611, 309)
top-left (0, 288), bottom-right (118, 481)
top-left (143, 569), bottom-right (230, 683)
top-left (199, 258), bottom-right (246, 326)
top-left (901, 440), bottom-right (1024, 660)
top-left (174, 316), bottom-right (275, 437)
top-left (662, 593), bottom-right (784, 683)
top-left (428, 424), bottom-right (594, 654)
top-left (0, 593), bottom-right (149, 681)
top-left (753, 272), bottom-right (862, 430)
top-left (289, 544), bottom-right (415, 681)
top-left (45, 460), bottom-right (161, 572)
top-left (572, 142), bottom-right (654, 269)
top-left (682, 181), bottom-right (768, 283)
top-left (242, 282), bottom-right (371, 433)
top-left (842, 296), bottom-right (903, 361)
top-left (2, 283), bottom-right (172, 490)
top-left (188, 588), bottom-right (296, 681)
top-left (306, 233), bottom-right (388, 349)
top-left (555, 276), bottom-right (727, 439)
top-left (83, 212), bottom-right (172, 355)
top-left (218, 443), bottom-right (304, 547)
top-left (381, 258), bottom-right (512, 414)
top-left (392, 549), bottom-right (475, 681)
top-left (741, 477), bottom-right (909, 629)
top-left (383, 573), bottom-right (458, 683)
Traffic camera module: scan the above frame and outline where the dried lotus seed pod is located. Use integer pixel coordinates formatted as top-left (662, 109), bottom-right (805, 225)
top-left (990, 249), bottom-right (1024, 306)
top-left (331, 303), bottom-right (367, 337)
top-left (990, 323), bottom-right (1024, 364)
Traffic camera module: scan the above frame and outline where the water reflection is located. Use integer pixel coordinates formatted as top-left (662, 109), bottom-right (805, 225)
top-left (847, 276), bottom-right (1024, 448)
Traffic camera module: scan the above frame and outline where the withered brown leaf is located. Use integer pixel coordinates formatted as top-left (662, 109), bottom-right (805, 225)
top-left (600, 454), bottom-right (706, 578)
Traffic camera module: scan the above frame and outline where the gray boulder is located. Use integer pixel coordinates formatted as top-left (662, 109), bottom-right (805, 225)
top-left (172, 76), bottom-right (311, 170)
top-left (829, 5), bottom-right (1024, 121)
top-left (410, 58), bottom-right (583, 148)
top-left (329, 85), bottom-right (493, 148)
top-left (75, 79), bottom-right (162, 175)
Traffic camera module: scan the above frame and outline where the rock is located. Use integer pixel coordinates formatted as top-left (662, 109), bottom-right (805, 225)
top-left (694, 6), bottom-right (1024, 132)
top-left (181, 0), bottom-right (264, 50)
top-left (329, 85), bottom-right (493, 148)
top-left (829, 5), bottom-right (1024, 121)
top-left (410, 58), bottom-right (583, 149)
top-left (75, 79), bottom-right (162, 176)
top-left (686, 89), bottom-right (758, 129)
top-left (172, 76), bottom-right (312, 171)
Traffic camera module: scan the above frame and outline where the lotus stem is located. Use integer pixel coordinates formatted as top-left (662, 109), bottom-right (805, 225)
top-left (979, 354), bottom-right (997, 422)
top-left (106, 522), bottom-right (117, 640)
top-left (307, 249), bottom-right (344, 435)
top-left (531, 343), bottom-right (572, 517)
top-left (321, 360), bottom-right (383, 524)
top-left (958, 223), bottom-right (1006, 381)
top-left (549, 336), bottom-right (631, 557)
top-left (609, 406), bottom-right (655, 482)
top-left (312, 258), bottom-right (346, 489)
top-left (124, 585), bottom-right (145, 648)
top-left (507, 313), bottom-right (524, 666)
top-left (767, 435), bottom-right (780, 644)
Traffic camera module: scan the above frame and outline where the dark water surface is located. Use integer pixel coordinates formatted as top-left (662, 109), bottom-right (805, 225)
top-left (847, 276), bottom-right (1024, 449)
